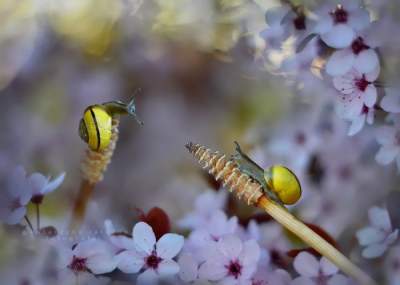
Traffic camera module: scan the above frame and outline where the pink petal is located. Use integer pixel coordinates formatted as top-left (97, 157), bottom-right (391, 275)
top-left (328, 274), bottom-right (349, 285)
top-left (116, 250), bottom-right (145, 273)
top-left (354, 49), bottom-right (379, 74)
top-left (133, 222), bottom-right (156, 254)
top-left (74, 239), bottom-right (106, 258)
top-left (320, 257), bottom-right (338, 276)
top-left (198, 261), bottom-right (227, 281)
top-left (314, 17), bottom-right (333, 34)
top-left (157, 259), bottom-right (180, 276)
top-left (376, 126), bottom-right (396, 145)
top-left (375, 146), bottom-right (399, 165)
top-left (87, 251), bottom-right (116, 274)
top-left (362, 244), bottom-right (387, 258)
top-left (178, 253), bottom-right (198, 282)
top-left (291, 276), bottom-right (314, 285)
top-left (326, 49), bottom-right (354, 76)
top-left (219, 235), bottom-right (243, 259)
top-left (321, 24), bottom-right (355, 48)
top-left (239, 239), bottom-right (260, 266)
top-left (293, 252), bottom-right (319, 277)
top-left (6, 207), bottom-right (26, 225)
top-left (348, 9), bottom-right (370, 31)
top-left (364, 85), bottom-right (377, 107)
top-left (365, 65), bottom-right (380, 82)
top-left (156, 233), bottom-right (184, 259)
top-left (381, 92), bottom-right (400, 113)
top-left (137, 269), bottom-right (159, 285)
top-left (356, 227), bottom-right (386, 246)
top-left (368, 206), bottom-right (392, 231)
top-left (348, 114), bottom-right (366, 136)
top-left (28, 173), bottom-right (48, 196)
top-left (386, 230), bottom-right (398, 245)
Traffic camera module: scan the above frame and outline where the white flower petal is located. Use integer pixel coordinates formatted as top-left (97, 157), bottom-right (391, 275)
top-left (369, 206), bottom-right (392, 230)
top-left (5, 207), bottom-right (26, 225)
top-left (133, 222), bottom-right (156, 254)
top-left (293, 252), bottom-right (319, 277)
top-left (320, 257), bottom-right (338, 276)
top-left (356, 227), bottom-right (385, 246)
top-left (365, 65), bottom-right (380, 82)
top-left (291, 276), bottom-right (314, 285)
top-left (137, 269), bottom-right (159, 285)
top-left (239, 239), bottom-right (260, 266)
top-left (42, 172), bottom-right (65, 194)
top-left (28, 173), bottom-right (48, 196)
top-left (348, 9), bottom-right (370, 31)
top-left (198, 261), bottom-right (226, 281)
top-left (314, 17), bottom-right (333, 34)
top-left (376, 126), bottom-right (396, 145)
top-left (116, 250), bottom-right (145, 273)
top-left (385, 229), bottom-right (399, 246)
top-left (178, 253), bottom-right (198, 282)
top-left (219, 235), bottom-right (242, 259)
top-left (157, 259), bottom-right (180, 276)
top-left (364, 85), bottom-right (377, 107)
top-left (362, 244), bottom-right (387, 258)
top-left (321, 24), bottom-right (355, 48)
top-left (354, 49), bottom-right (379, 74)
top-left (328, 274), bottom-right (349, 285)
top-left (156, 233), bottom-right (184, 259)
top-left (326, 49), bottom-right (354, 76)
top-left (375, 146), bottom-right (399, 165)
top-left (87, 251), bottom-right (116, 274)
top-left (348, 114), bottom-right (366, 136)
top-left (381, 93), bottom-right (400, 113)
top-left (104, 219), bottom-right (115, 235)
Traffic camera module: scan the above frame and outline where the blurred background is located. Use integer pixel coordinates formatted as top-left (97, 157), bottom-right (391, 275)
top-left (1, 0), bottom-right (400, 283)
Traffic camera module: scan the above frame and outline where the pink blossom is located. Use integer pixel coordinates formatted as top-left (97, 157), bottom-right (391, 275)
top-left (381, 89), bottom-right (400, 114)
top-left (29, 172), bottom-right (65, 204)
top-left (199, 235), bottom-right (260, 285)
top-left (375, 126), bottom-right (400, 169)
top-left (115, 222), bottom-right (184, 284)
top-left (356, 206), bottom-right (398, 258)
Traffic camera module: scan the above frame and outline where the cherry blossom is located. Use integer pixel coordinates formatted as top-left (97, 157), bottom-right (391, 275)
top-left (0, 166), bottom-right (32, 225)
top-left (104, 219), bottom-right (135, 253)
top-left (115, 222), bottom-right (184, 284)
top-left (291, 252), bottom-right (349, 285)
top-left (344, 105), bottom-right (375, 136)
top-left (314, 0), bottom-right (370, 48)
top-left (326, 35), bottom-right (379, 76)
top-left (381, 89), bottom-right (400, 113)
top-left (29, 172), bottom-right (65, 204)
top-left (356, 206), bottom-right (398, 258)
top-left (333, 66), bottom-right (380, 118)
top-left (198, 235), bottom-right (260, 285)
top-left (57, 239), bottom-right (116, 283)
top-left (375, 125), bottom-right (400, 170)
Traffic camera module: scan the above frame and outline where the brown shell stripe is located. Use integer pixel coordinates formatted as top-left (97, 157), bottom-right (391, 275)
top-left (185, 142), bottom-right (264, 205)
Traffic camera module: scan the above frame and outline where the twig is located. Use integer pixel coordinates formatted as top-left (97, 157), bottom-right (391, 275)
top-left (186, 142), bottom-right (377, 285)
top-left (24, 215), bottom-right (35, 234)
top-left (36, 204), bottom-right (40, 231)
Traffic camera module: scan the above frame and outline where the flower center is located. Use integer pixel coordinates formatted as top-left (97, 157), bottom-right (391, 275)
top-left (355, 75), bottom-right (370, 92)
top-left (293, 14), bottom-right (306, 30)
top-left (351, 37), bottom-right (369, 55)
top-left (146, 252), bottom-right (162, 269)
top-left (31, 194), bottom-right (44, 204)
top-left (226, 260), bottom-right (242, 279)
top-left (295, 131), bottom-right (306, 145)
top-left (331, 5), bottom-right (348, 24)
top-left (69, 256), bottom-right (88, 273)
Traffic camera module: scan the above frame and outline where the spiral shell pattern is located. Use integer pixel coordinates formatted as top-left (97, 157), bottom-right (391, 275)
top-left (186, 142), bottom-right (264, 205)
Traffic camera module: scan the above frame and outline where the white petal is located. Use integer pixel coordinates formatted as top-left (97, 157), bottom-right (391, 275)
top-left (87, 251), bottom-right (116, 274)
top-left (320, 257), bottom-right (338, 276)
top-left (293, 252), bottom-right (319, 277)
top-left (354, 49), bottom-right (379, 74)
top-left (291, 276), bottom-right (314, 285)
top-left (74, 239), bottom-right (105, 257)
top-left (178, 253), bottom-right (198, 282)
top-left (364, 85), bottom-right (377, 107)
top-left (369, 206), bottom-right (392, 230)
top-left (376, 126), bottom-right (396, 145)
top-left (348, 114), bottom-right (366, 136)
top-left (381, 94), bottom-right (400, 113)
top-left (314, 17), bottom-right (333, 34)
top-left (365, 65), bottom-right (380, 82)
top-left (348, 9), bottom-right (370, 31)
top-left (362, 244), bottom-right (387, 258)
top-left (366, 108), bottom-right (374, 124)
top-left (157, 259), bottom-right (180, 276)
top-left (137, 269), bottom-right (159, 285)
top-left (28, 173), bottom-right (48, 196)
top-left (198, 261), bottom-right (226, 281)
top-left (356, 227), bottom-right (385, 245)
top-left (326, 49), bottom-right (354, 76)
top-left (111, 235), bottom-right (136, 250)
top-left (375, 146), bottom-right (399, 165)
top-left (156, 233), bottom-right (184, 259)
top-left (321, 24), bottom-right (355, 48)
top-left (133, 222), bottom-right (156, 254)
top-left (328, 274), bottom-right (349, 285)
top-left (116, 250), bottom-right (145, 273)
top-left (42, 172), bottom-right (65, 194)
top-left (385, 229), bottom-right (399, 246)
top-left (239, 239), bottom-right (260, 266)
top-left (104, 219), bottom-right (115, 235)
top-left (6, 207), bottom-right (26, 225)
top-left (219, 235), bottom-right (242, 259)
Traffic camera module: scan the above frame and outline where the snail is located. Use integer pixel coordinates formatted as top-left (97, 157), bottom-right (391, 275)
top-left (233, 142), bottom-right (301, 205)
top-left (79, 97), bottom-right (143, 152)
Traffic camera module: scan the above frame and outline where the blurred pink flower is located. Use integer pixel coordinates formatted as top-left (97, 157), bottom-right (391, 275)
top-left (199, 235), bottom-right (260, 285)
top-left (375, 126), bottom-right (400, 170)
top-left (29, 172), bottom-right (65, 204)
top-left (292, 252), bottom-right (349, 285)
top-left (381, 89), bottom-right (400, 114)
top-left (356, 206), bottom-right (398, 258)
top-left (116, 222), bottom-right (184, 284)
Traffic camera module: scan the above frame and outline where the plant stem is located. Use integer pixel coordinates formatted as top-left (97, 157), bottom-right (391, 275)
top-left (36, 203), bottom-right (40, 231)
top-left (24, 215), bottom-right (34, 234)
top-left (69, 179), bottom-right (94, 231)
top-left (257, 196), bottom-right (377, 285)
